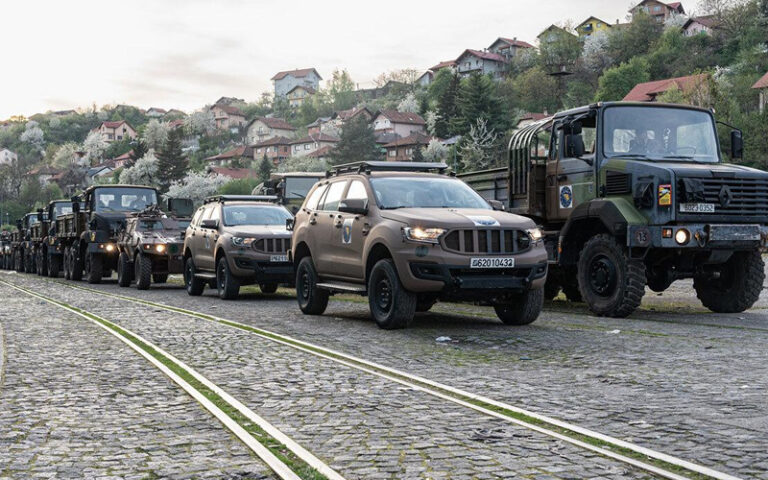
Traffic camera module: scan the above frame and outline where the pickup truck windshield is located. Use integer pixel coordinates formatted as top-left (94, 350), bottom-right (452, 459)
top-left (603, 106), bottom-right (719, 163)
top-left (94, 188), bottom-right (158, 212)
top-left (223, 205), bottom-right (292, 226)
top-left (371, 177), bottom-right (491, 210)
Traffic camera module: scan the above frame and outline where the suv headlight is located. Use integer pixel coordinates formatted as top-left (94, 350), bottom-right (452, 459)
top-left (404, 227), bottom-right (446, 244)
top-left (232, 237), bottom-right (256, 247)
top-left (527, 228), bottom-right (543, 243)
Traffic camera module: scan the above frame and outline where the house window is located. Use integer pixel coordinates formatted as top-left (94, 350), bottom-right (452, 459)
top-left (107, 133), bottom-right (114, 140)
top-left (304, 144), bottom-right (311, 150)
top-left (117, 136), bottom-right (123, 140)
top-left (388, 150), bottom-right (396, 157)
top-left (294, 145), bottom-right (300, 152)
top-left (654, 5), bottom-right (661, 11)
top-left (406, 148), bottom-right (413, 156)
top-left (259, 127), bottom-right (264, 133)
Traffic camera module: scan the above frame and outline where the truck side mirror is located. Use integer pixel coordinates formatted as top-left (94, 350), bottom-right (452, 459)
top-left (71, 197), bottom-right (80, 213)
top-left (338, 198), bottom-right (368, 215)
top-left (565, 134), bottom-right (585, 159)
top-left (488, 199), bottom-right (506, 211)
top-left (37, 209), bottom-right (44, 222)
top-left (731, 130), bottom-right (743, 159)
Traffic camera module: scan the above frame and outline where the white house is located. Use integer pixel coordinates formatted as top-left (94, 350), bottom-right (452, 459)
top-left (371, 110), bottom-right (426, 138)
top-left (272, 68), bottom-right (322, 98)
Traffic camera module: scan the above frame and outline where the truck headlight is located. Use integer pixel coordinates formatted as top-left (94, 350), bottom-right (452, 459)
top-left (404, 227), bottom-right (445, 244)
top-left (155, 244), bottom-right (166, 253)
top-left (675, 229), bottom-right (690, 245)
top-left (232, 237), bottom-right (256, 247)
top-left (527, 228), bottom-right (543, 243)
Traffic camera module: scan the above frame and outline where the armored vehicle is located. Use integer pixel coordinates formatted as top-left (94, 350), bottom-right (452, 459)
top-left (289, 162), bottom-right (548, 330)
top-left (58, 185), bottom-right (160, 283)
top-left (0, 231), bottom-right (12, 269)
top-left (252, 172), bottom-right (326, 213)
top-left (461, 102), bottom-right (768, 317)
top-left (183, 195), bottom-right (294, 299)
top-left (116, 199), bottom-right (193, 289)
top-left (38, 200), bottom-right (76, 277)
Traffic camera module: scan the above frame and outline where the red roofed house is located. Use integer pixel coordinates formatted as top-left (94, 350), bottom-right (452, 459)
top-left (286, 85), bottom-right (316, 108)
top-left (290, 133), bottom-right (339, 158)
top-left (383, 133), bottom-right (435, 162)
top-left (246, 117), bottom-right (296, 144)
top-left (487, 37), bottom-right (534, 60)
top-left (304, 145), bottom-right (335, 163)
top-left (146, 107), bottom-right (167, 118)
top-left (272, 68), bottom-right (322, 98)
top-left (623, 73), bottom-right (710, 102)
top-left (204, 145), bottom-right (253, 167)
top-left (456, 49), bottom-right (508, 79)
top-left (207, 167), bottom-right (258, 180)
top-left (92, 121), bottom-right (137, 143)
top-left (630, 0), bottom-right (685, 22)
top-left (327, 107), bottom-right (374, 133)
top-left (253, 136), bottom-right (293, 165)
top-left (683, 15), bottom-right (718, 36)
top-left (110, 150), bottom-right (134, 169)
top-left (418, 60), bottom-right (458, 87)
top-left (210, 104), bottom-right (246, 131)
top-left (371, 110), bottom-right (426, 138)
top-left (753, 71), bottom-right (768, 113)
top-left (514, 112), bottom-right (550, 131)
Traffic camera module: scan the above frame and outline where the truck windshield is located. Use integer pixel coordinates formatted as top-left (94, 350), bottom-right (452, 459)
top-left (222, 205), bottom-right (292, 226)
top-left (284, 177), bottom-right (323, 199)
top-left (603, 106), bottom-right (719, 163)
top-left (370, 177), bottom-right (491, 210)
top-left (94, 188), bottom-right (158, 212)
top-left (54, 204), bottom-right (72, 217)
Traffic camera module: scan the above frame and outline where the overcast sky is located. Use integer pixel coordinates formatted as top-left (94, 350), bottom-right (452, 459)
top-left (1, 0), bottom-right (639, 119)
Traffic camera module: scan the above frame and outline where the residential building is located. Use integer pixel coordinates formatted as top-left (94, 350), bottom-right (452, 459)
top-left (753, 71), bottom-right (768, 113)
top-left (383, 133), bottom-right (434, 161)
top-left (207, 166), bottom-right (258, 180)
top-left (204, 145), bottom-right (253, 167)
top-left (253, 136), bottom-right (293, 165)
top-left (87, 164), bottom-right (114, 181)
top-left (514, 112), bottom-right (550, 131)
top-left (168, 119), bottom-right (185, 130)
top-left (623, 73), bottom-right (710, 102)
top-left (455, 49), bottom-right (508, 78)
top-left (487, 37), bottom-right (534, 60)
top-left (210, 104), bottom-right (246, 131)
top-left (92, 121), bottom-right (137, 143)
top-left (146, 107), bottom-right (167, 117)
top-left (110, 150), bottom-right (134, 169)
top-left (537, 25), bottom-right (577, 45)
top-left (630, 0), bottom-right (685, 22)
top-left (290, 133), bottom-right (339, 158)
top-left (326, 107), bottom-right (373, 135)
top-left (271, 68), bottom-right (322, 98)
top-left (307, 117), bottom-right (333, 136)
top-left (682, 15), bottom-right (718, 36)
top-left (286, 85), bottom-right (316, 108)
top-left (371, 110), bottom-right (426, 137)
top-left (214, 96), bottom-right (245, 106)
top-left (246, 117), bottom-right (296, 144)
top-left (304, 145), bottom-right (335, 163)
top-left (165, 109), bottom-right (187, 118)
top-left (416, 71), bottom-right (434, 87)
top-left (0, 148), bottom-right (17, 166)
top-left (575, 17), bottom-right (612, 38)
top-left (27, 166), bottom-right (60, 186)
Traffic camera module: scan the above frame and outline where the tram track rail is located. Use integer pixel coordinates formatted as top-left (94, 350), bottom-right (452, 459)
top-left (18, 274), bottom-right (744, 480)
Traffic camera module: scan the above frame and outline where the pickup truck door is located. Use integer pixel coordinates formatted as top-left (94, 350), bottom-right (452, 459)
top-left (327, 180), bottom-right (368, 281)
top-left (314, 180), bottom-right (348, 275)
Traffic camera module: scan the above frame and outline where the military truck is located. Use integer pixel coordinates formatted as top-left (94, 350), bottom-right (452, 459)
top-left (252, 172), bottom-right (326, 214)
top-left (461, 102), bottom-right (768, 318)
top-left (0, 231), bottom-right (12, 269)
top-left (11, 213), bottom-right (39, 273)
top-left (32, 200), bottom-right (76, 278)
top-left (116, 199), bottom-right (193, 289)
top-left (57, 185), bottom-right (160, 283)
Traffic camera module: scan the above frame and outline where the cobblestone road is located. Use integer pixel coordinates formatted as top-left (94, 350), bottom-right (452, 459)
top-left (0, 280), bottom-right (274, 480)
top-left (25, 271), bottom-right (768, 480)
top-left (1, 273), bottom-right (659, 480)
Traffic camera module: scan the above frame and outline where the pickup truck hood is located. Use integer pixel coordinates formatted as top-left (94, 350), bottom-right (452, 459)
top-left (380, 208), bottom-right (536, 229)
top-left (229, 224), bottom-right (291, 237)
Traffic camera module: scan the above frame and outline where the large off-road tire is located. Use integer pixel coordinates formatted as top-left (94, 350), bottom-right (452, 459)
top-left (494, 288), bottom-right (544, 325)
top-left (15, 251), bottom-right (25, 273)
top-left (25, 252), bottom-right (34, 274)
top-left (184, 257), bottom-right (205, 296)
top-left (296, 256), bottom-right (329, 315)
top-left (694, 250), bottom-right (765, 313)
top-left (577, 234), bottom-right (646, 318)
top-left (85, 252), bottom-right (103, 284)
top-left (38, 250), bottom-right (48, 277)
top-left (216, 256), bottom-right (240, 300)
top-left (153, 274), bottom-right (168, 284)
top-left (416, 294), bottom-right (438, 313)
top-left (135, 253), bottom-right (152, 290)
top-left (70, 247), bottom-right (83, 281)
top-left (63, 248), bottom-right (72, 280)
top-left (544, 276), bottom-right (561, 301)
top-left (560, 267), bottom-right (582, 302)
top-left (259, 283), bottom-right (278, 294)
top-left (117, 252), bottom-right (133, 287)
top-left (368, 258), bottom-right (416, 330)
top-left (47, 254), bottom-right (61, 278)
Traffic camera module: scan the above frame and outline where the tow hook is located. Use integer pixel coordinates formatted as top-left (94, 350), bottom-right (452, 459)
top-left (694, 229), bottom-right (707, 247)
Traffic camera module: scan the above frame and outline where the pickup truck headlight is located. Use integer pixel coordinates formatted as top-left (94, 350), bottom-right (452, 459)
top-left (527, 228), bottom-right (543, 243)
top-left (404, 227), bottom-right (446, 244)
top-left (232, 237), bottom-right (256, 247)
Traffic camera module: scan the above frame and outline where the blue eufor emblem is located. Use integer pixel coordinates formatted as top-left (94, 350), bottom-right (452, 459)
top-left (342, 218), bottom-right (353, 244)
top-left (559, 185), bottom-right (573, 209)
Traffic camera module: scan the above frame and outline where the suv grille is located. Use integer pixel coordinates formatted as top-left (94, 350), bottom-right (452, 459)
top-left (253, 238), bottom-right (290, 253)
top-left (442, 229), bottom-right (530, 254)
top-left (681, 177), bottom-right (768, 217)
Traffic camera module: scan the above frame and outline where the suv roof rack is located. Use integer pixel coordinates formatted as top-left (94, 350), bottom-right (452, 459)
top-left (203, 195), bottom-right (279, 204)
top-left (328, 161), bottom-right (449, 177)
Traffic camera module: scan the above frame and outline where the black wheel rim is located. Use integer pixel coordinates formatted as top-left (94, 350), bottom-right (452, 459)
top-left (185, 262), bottom-right (193, 286)
top-left (589, 254), bottom-right (617, 297)
top-left (374, 276), bottom-right (393, 313)
top-left (218, 263), bottom-right (225, 290)
top-left (299, 270), bottom-right (310, 301)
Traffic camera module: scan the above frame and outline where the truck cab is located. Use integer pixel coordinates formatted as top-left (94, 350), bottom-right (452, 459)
top-left (252, 172), bottom-right (326, 214)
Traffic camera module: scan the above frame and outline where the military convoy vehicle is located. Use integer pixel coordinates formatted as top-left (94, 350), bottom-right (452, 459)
top-left (252, 172), bottom-right (326, 213)
top-left (116, 199), bottom-right (193, 289)
top-left (461, 102), bottom-right (767, 318)
top-left (11, 213), bottom-right (40, 273)
top-left (289, 162), bottom-right (548, 329)
top-left (0, 231), bottom-right (12, 269)
top-left (57, 185), bottom-right (160, 283)
top-left (183, 195), bottom-right (294, 300)
top-left (39, 200), bottom-right (76, 277)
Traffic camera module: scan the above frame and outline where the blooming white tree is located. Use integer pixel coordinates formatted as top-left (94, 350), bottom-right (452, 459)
top-left (143, 119), bottom-right (170, 149)
top-left (665, 12), bottom-right (689, 28)
top-left (97, 110), bottom-right (109, 121)
top-left (425, 110), bottom-right (441, 136)
top-left (119, 151), bottom-right (160, 186)
top-left (582, 31), bottom-right (613, 73)
top-left (166, 171), bottom-right (228, 205)
top-left (277, 156), bottom-right (327, 173)
top-left (397, 93), bottom-right (420, 113)
top-left (184, 109), bottom-right (216, 136)
top-left (460, 118), bottom-right (498, 171)
top-left (82, 130), bottom-right (108, 164)
top-left (52, 142), bottom-right (80, 168)
top-left (20, 121), bottom-right (45, 150)
top-left (421, 139), bottom-right (449, 162)
top-left (48, 116), bottom-right (61, 129)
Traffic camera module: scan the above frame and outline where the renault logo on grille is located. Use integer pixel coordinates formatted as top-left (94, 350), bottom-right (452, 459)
top-left (718, 185), bottom-right (734, 207)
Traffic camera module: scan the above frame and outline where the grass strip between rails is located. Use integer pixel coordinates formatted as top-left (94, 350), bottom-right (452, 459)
top-left (4, 281), bottom-right (328, 480)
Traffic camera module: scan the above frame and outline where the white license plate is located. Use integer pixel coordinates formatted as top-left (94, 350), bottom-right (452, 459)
top-left (470, 257), bottom-right (515, 269)
top-left (270, 255), bottom-right (288, 263)
top-left (680, 203), bottom-right (715, 213)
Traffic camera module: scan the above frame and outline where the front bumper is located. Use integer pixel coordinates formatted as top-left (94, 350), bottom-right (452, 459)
top-left (628, 224), bottom-right (768, 249)
top-left (231, 256), bottom-right (294, 285)
top-left (410, 261), bottom-right (547, 291)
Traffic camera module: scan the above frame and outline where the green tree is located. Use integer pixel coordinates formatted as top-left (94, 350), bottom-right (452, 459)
top-left (258, 154), bottom-right (272, 182)
top-left (156, 129), bottom-right (188, 190)
top-left (594, 57), bottom-right (651, 102)
top-left (434, 72), bottom-right (461, 138)
top-left (606, 12), bottom-right (663, 65)
top-left (451, 73), bottom-right (506, 136)
top-left (327, 69), bottom-right (357, 111)
top-left (129, 139), bottom-right (148, 167)
top-left (332, 115), bottom-right (380, 165)
top-left (218, 178), bottom-right (260, 195)
top-left (509, 66), bottom-right (560, 113)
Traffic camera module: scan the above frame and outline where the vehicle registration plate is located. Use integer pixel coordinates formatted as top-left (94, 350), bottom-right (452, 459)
top-left (270, 255), bottom-right (288, 263)
top-left (679, 203), bottom-right (715, 213)
top-left (470, 257), bottom-right (515, 269)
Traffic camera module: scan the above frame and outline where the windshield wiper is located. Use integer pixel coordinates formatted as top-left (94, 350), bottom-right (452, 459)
top-left (381, 205), bottom-right (407, 210)
top-left (660, 155), bottom-right (695, 160)
top-left (607, 153), bottom-right (650, 159)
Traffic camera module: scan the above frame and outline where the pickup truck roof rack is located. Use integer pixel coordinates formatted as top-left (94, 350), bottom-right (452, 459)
top-left (328, 161), bottom-right (450, 177)
top-left (203, 195), bottom-right (279, 204)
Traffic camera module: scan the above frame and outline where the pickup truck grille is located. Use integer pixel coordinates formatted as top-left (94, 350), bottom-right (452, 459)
top-left (253, 238), bottom-right (290, 254)
top-left (682, 177), bottom-right (768, 217)
top-left (442, 229), bottom-right (530, 254)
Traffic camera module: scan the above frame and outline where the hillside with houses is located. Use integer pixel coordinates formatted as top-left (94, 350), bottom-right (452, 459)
top-left (0, 0), bottom-right (766, 224)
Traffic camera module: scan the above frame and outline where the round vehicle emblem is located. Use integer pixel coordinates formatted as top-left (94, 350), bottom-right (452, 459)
top-left (559, 186), bottom-right (573, 209)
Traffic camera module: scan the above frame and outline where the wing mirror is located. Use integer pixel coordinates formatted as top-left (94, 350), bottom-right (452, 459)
top-left (71, 197), bottom-right (80, 213)
top-left (286, 218), bottom-right (295, 231)
top-left (200, 219), bottom-right (219, 229)
top-left (36, 208), bottom-right (44, 222)
top-left (488, 199), bottom-right (505, 211)
top-left (338, 198), bottom-right (368, 215)
top-left (731, 130), bottom-right (743, 159)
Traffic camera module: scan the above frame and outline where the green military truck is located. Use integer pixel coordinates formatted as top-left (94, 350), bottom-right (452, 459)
top-left (57, 185), bottom-right (160, 283)
top-left (0, 231), bottom-right (12, 269)
top-left (11, 213), bottom-right (39, 273)
top-left (32, 200), bottom-right (76, 277)
top-left (461, 102), bottom-right (767, 317)
top-left (252, 172), bottom-right (326, 214)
